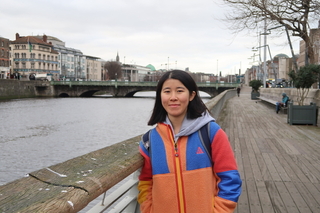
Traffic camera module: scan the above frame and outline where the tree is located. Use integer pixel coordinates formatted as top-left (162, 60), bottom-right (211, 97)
top-left (221, 0), bottom-right (320, 64)
top-left (288, 64), bottom-right (320, 105)
top-left (104, 61), bottom-right (122, 80)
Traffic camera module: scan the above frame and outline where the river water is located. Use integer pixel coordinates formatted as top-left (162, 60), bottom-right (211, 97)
top-left (0, 92), bottom-right (210, 186)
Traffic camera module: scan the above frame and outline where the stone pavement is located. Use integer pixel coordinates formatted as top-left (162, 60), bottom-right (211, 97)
top-left (217, 86), bottom-right (320, 213)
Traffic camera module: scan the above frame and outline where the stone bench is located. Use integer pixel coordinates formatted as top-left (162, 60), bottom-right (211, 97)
top-left (259, 94), bottom-right (288, 114)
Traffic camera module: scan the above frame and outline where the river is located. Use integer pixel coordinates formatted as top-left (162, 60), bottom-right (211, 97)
top-left (0, 92), bottom-right (210, 186)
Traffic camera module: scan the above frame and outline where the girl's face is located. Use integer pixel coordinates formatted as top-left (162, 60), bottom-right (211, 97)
top-left (161, 79), bottom-right (195, 121)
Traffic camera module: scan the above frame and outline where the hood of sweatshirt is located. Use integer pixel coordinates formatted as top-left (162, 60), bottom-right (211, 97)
top-left (164, 111), bottom-right (215, 142)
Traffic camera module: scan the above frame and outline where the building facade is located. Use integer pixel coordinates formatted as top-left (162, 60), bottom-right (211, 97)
top-left (10, 33), bottom-right (59, 80)
top-left (298, 28), bottom-right (320, 66)
top-left (86, 56), bottom-right (101, 81)
top-left (38, 35), bottom-right (87, 80)
top-left (0, 37), bottom-right (10, 79)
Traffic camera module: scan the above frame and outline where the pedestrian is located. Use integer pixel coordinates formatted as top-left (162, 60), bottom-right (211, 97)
top-left (137, 70), bottom-right (242, 213)
top-left (236, 86), bottom-right (241, 97)
top-left (276, 93), bottom-right (289, 113)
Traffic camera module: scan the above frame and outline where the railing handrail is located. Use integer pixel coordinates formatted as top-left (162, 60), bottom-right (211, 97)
top-left (50, 80), bottom-right (240, 88)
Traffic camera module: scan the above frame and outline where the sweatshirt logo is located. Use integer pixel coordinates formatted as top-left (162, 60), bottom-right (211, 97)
top-left (196, 147), bottom-right (204, 154)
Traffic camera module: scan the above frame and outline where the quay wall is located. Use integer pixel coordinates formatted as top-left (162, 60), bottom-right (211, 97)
top-left (0, 89), bottom-right (236, 213)
top-left (0, 79), bottom-right (37, 99)
top-left (0, 79), bottom-right (54, 99)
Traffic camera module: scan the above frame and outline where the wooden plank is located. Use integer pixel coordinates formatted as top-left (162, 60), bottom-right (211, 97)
top-left (274, 181), bottom-right (299, 213)
top-left (284, 182), bottom-right (313, 212)
top-left (265, 180), bottom-right (286, 213)
top-left (262, 153), bottom-right (282, 182)
top-left (246, 180), bottom-right (262, 212)
top-left (294, 182), bottom-right (320, 212)
top-left (235, 179), bottom-right (249, 212)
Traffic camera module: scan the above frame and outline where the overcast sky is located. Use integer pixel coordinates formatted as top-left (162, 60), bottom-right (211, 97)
top-left (1, 0), bottom-right (315, 75)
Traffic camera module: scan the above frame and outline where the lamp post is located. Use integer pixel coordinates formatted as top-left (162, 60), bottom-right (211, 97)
top-left (254, 44), bottom-right (278, 83)
top-left (262, 18), bottom-right (268, 88)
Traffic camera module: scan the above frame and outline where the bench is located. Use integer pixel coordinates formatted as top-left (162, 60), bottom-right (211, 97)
top-left (258, 94), bottom-right (288, 114)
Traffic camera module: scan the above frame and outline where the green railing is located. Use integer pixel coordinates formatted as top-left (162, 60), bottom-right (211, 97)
top-left (50, 80), bottom-right (240, 88)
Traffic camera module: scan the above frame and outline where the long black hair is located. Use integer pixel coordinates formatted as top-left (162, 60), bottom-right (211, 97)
top-left (148, 70), bottom-right (208, 126)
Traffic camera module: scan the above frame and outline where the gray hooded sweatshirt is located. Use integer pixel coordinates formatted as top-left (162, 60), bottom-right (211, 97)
top-left (164, 112), bottom-right (215, 142)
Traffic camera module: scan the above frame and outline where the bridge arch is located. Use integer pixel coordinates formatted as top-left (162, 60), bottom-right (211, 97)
top-left (52, 82), bottom-right (239, 98)
top-left (59, 93), bottom-right (69, 97)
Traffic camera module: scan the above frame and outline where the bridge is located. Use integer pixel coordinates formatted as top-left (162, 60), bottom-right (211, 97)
top-left (46, 81), bottom-right (240, 97)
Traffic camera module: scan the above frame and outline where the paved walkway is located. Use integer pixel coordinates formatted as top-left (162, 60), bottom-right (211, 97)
top-left (217, 86), bottom-right (320, 213)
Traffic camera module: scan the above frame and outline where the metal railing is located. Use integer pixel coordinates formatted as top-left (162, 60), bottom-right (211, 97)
top-left (50, 80), bottom-right (240, 88)
top-left (86, 171), bottom-right (140, 213)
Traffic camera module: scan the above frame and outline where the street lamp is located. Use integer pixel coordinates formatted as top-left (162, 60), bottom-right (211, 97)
top-left (253, 45), bottom-right (278, 82)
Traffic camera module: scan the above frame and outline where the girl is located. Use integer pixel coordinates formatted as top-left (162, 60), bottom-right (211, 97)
top-left (138, 70), bottom-right (241, 213)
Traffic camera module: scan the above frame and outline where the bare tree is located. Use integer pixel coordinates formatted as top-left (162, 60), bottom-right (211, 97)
top-left (104, 61), bottom-right (122, 80)
top-left (222, 0), bottom-right (320, 64)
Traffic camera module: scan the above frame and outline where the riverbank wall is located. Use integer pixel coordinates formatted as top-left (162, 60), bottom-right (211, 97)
top-left (0, 79), bottom-right (54, 100)
top-left (0, 79), bottom-right (37, 99)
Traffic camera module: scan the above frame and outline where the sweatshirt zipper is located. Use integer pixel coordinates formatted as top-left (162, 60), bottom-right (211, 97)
top-left (168, 127), bottom-right (186, 213)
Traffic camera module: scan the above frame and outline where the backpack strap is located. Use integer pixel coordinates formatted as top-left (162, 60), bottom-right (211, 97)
top-left (142, 130), bottom-right (152, 158)
top-left (199, 122), bottom-right (212, 161)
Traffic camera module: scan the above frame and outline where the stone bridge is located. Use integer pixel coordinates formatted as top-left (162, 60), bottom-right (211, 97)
top-left (38, 81), bottom-right (239, 97)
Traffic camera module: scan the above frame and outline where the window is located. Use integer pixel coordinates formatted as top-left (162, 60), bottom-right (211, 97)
top-left (15, 53), bottom-right (20, 58)
top-left (43, 54), bottom-right (45, 60)
top-left (1, 50), bottom-right (3, 56)
top-left (22, 62), bottom-right (26, 69)
top-left (47, 55), bottom-right (50, 60)
top-left (15, 62), bottom-right (19, 68)
top-left (31, 63), bottom-right (35, 69)
top-left (1, 41), bottom-right (3, 47)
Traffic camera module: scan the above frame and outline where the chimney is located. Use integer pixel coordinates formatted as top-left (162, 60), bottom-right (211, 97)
top-left (15, 33), bottom-right (20, 40)
top-left (43, 34), bottom-right (47, 43)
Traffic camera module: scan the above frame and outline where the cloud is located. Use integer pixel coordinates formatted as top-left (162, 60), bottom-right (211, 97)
top-left (0, 0), bottom-right (304, 75)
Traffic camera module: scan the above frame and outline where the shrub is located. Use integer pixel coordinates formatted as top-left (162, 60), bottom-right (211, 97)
top-left (288, 64), bottom-right (320, 105)
top-left (249, 79), bottom-right (263, 92)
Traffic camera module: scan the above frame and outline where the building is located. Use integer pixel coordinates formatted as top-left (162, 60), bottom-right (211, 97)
top-left (37, 35), bottom-right (87, 80)
top-left (86, 55), bottom-right (101, 81)
top-left (121, 64), bottom-right (151, 82)
top-left (298, 28), bottom-right (320, 66)
top-left (0, 37), bottom-right (10, 79)
top-left (10, 33), bottom-right (59, 80)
